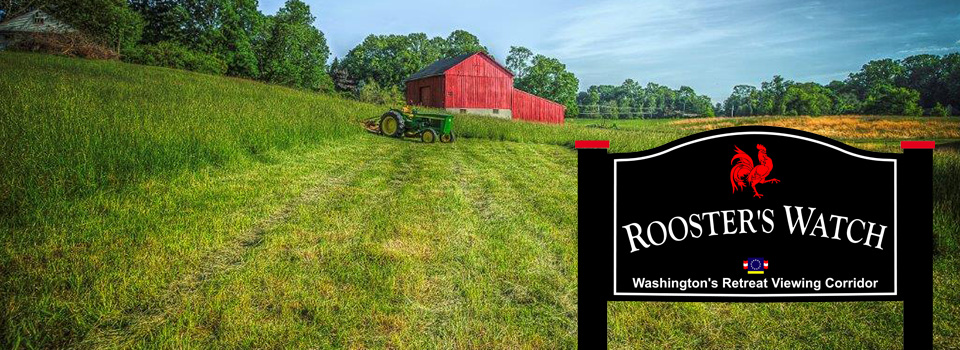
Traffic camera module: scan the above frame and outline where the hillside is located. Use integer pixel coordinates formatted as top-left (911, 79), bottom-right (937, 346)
top-left (1, 52), bottom-right (959, 348)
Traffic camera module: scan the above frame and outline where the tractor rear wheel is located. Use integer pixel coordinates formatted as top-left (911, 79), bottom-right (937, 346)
top-left (440, 131), bottom-right (455, 143)
top-left (421, 129), bottom-right (437, 143)
top-left (379, 112), bottom-right (404, 138)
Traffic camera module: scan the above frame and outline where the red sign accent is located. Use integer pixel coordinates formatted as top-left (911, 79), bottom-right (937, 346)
top-left (575, 140), bottom-right (610, 149)
top-left (730, 144), bottom-right (780, 198)
top-left (900, 141), bottom-right (935, 149)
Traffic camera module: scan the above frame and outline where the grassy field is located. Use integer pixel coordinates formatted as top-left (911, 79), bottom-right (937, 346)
top-left (1, 52), bottom-right (959, 348)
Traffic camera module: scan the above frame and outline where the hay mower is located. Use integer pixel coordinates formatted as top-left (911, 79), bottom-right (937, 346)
top-left (365, 107), bottom-right (455, 143)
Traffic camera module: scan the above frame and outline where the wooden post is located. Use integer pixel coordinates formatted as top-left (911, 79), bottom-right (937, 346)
top-left (900, 140), bottom-right (934, 349)
top-left (576, 140), bottom-right (611, 349)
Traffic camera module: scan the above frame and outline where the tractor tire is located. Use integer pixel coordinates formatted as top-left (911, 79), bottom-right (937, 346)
top-left (379, 112), bottom-right (404, 138)
top-left (440, 131), bottom-right (455, 143)
top-left (421, 129), bottom-right (437, 143)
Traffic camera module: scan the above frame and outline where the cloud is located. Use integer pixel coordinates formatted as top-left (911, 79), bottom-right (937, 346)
top-left (897, 45), bottom-right (960, 54)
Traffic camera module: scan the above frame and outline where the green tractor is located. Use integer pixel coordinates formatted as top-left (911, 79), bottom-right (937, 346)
top-left (366, 107), bottom-right (456, 143)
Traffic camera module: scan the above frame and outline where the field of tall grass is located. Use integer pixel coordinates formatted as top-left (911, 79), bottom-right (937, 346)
top-left (0, 52), bottom-right (382, 224)
top-left (2, 52), bottom-right (959, 348)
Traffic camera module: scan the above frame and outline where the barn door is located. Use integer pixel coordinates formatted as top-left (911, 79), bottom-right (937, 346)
top-left (420, 86), bottom-right (431, 106)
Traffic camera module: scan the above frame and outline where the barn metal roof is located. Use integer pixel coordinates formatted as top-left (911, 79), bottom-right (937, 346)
top-left (0, 10), bottom-right (75, 33)
top-left (405, 52), bottom-right (513, 81)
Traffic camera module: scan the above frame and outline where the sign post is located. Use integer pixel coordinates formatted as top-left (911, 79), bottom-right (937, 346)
top-left (576, 127), bottom-right (933, 348)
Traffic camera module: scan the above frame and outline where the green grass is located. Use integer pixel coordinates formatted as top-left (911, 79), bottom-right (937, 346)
top-left (1, 51), bottom-right (959, 348)
top-left (0, 52), bottom-right (382, 223)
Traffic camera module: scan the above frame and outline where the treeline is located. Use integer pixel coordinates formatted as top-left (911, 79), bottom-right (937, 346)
top-left (576, 52), bottom-right (960, 119)
top-left (330, 35), bottom-right (580, 116)
top-left (719, 53), bottom-right (960, 117)
top-left (328, 30), bottom-right (488, 106)
top-left (1, 0), bottom-right (334, 92)
top-left (576, 80), bottom-right (716, 118)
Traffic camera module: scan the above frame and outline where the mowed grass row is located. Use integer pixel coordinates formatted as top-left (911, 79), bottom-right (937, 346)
top-left (111, 138), bottom-right (579, 348)
top-left (3, 135), bottom-right (581, 348)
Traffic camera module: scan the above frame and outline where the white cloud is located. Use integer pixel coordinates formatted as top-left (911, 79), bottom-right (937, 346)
top-left (897, 45), bottom-right (960, 54)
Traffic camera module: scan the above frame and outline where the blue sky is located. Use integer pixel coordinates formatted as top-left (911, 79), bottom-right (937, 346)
top-left (259, 0), bottom-right (960, 102)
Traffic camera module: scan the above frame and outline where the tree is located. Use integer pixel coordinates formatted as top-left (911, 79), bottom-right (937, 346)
top-left (514, 53), bottom-right (580, 118)
top-left (218, 0), bottom-right (262, 78)
top-left (130, 0), bottom-right (263, 78)
top-left (724, 85), bottom-right (757, 116)
top-left (759, 75), bottom-right (792, 115)
top-left (782, 83), bottom-right (833, 116)
top-left (506, 46), bottom-right (533, 79)
top-left (939, 53), bottom-right (960, 113)
top-left (899, 54), bottom-right (941, 108)
top-left (258, 0), bottom-right (332, 91)
top-left (677, 86), bottom-right (695, 114)
top-left (644, 82), bottom-right (674, 117)
top-left (443, 29), bottom-right (487, 57)
top-left (861, 84), bottom-right (921, 116)
top-left (847, 58), bottom-right (905, 100)
top-left (577, 90), bottom-right (601, 118)
top-left (48, 0), bottom-right (144, 53)
top-left (600, 99), bottom-right (618, 119)
top-left (341, 31), bottom-right (483, 89)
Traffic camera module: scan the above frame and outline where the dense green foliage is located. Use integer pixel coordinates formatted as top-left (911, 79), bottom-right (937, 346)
top-left (577, 79), bottom-right (715, 118)
top-left (338, 30), bottom-right (487, 90)
top-left (577, 53), bottom-right (958, 119)
top-left (718, 53), bottom-right (960, 117)
top-left (126, 41), bottom-right (227, 74)
top-left (336, 36), bottom-right (584, 114)
top-left (129, 0), bottom-right (263, 78)
top-left (7, 0), bottom-right (332, 91)
top-left (506, 46), bottom-right (580, 118)
top-left (256, 0), bottom-right (331, 91)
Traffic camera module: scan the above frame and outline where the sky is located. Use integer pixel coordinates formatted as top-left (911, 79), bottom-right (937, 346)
top-left (259, 0), bottom-right (960, 103)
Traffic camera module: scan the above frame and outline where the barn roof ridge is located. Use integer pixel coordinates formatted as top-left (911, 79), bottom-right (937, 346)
top-left (405, 51), bottom-right (513, 82)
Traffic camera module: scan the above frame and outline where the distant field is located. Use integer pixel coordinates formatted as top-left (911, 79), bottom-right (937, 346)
top-left (2, 52), bottom-right (959, 348)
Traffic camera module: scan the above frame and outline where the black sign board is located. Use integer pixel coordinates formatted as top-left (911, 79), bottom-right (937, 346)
top-left (576, 126), bottom-right (933, 348)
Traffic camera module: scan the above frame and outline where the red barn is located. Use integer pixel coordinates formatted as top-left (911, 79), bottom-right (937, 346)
top-left (404, 52), bottom-right (565, 124)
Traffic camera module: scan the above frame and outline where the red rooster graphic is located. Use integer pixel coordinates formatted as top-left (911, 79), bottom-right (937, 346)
top-left (730, 144), bottom-right (780, 198)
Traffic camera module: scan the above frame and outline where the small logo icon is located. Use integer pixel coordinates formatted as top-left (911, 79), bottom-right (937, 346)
top-left (730, 144), bottom-right (780, 198)
top-left (744, 257), bottom-right (768, 274)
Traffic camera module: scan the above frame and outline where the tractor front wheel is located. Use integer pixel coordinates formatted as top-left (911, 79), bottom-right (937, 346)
top-left (379, 112), bottom-right (404, 138)
top-left (421, 129), bottom-right (437, 143)
top-left (440, 131), bottom-right (455, 143)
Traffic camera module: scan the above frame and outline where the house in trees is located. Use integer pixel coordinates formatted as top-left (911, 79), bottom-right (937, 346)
top-left (0, 10), bottom-right (75, 50)
top-left (404, 52), bottom-right (565, 124)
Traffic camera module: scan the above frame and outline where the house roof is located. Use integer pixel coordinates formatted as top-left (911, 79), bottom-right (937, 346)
top-left (405, 52), bottom-right (513, 81)
top-left (0, 10), bottom-right (75, 34)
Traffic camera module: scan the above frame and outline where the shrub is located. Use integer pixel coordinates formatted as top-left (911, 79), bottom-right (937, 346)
top-left (931, 103), bottom-right (950, 117)
top-left (355, 80), bottom-right (404, 106)
top-left (125, 41), bottom-right (227, 75)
